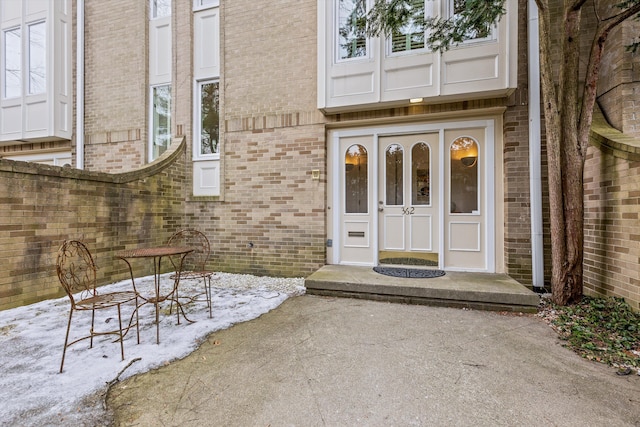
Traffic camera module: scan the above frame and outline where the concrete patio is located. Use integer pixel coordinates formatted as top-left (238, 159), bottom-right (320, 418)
top-left (305, 265), bottom-right (540, 312)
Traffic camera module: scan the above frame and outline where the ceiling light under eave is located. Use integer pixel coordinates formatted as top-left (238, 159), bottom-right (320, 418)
top-left (409, 98), bottom-right (423, 104)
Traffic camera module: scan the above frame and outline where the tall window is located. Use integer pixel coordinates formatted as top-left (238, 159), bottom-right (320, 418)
top-left (337, 0), bottom-right (367, 60)
top-left (196, 80), bottom-right (219, 157)
top-left (390, 0), bottom-right (425, 53)
top-left (3, 27), bottom-right (21, 99)
top-left (151, 85), bottom-right (171, 160)
top-left (28, 22), bottom-right (46, 95)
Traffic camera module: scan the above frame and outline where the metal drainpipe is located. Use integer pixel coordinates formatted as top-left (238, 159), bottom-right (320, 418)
top-left (528, 0), bottom-right (544, 290)
top-left (75, 0), bottom-right (85, 169)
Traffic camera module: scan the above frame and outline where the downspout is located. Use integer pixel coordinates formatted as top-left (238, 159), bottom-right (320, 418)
top-left (528, 0), bottom-right (544, 290)
top-left (75, 0), bottom-right (85, 169)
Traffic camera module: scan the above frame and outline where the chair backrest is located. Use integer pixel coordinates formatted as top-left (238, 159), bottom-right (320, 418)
top-left (168, 229), bottom-right (211, 272)
top-left (56, 240), bottom-right (98, 307)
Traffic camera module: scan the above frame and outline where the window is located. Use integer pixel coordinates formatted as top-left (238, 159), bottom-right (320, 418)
top-left (152, 0), bottom-right (171, 18)
top-left (390, 0), bottom-right (425, 53)
top-left (28, 22), bottom-right (46, 95)
top-left (450, 136), bottom-right (478, 214)
top-left (196, 80), bottom-right (219, 157)
top-left (345, 144), bottom-right (368, 214)
top-left (3, 27), bottom-right (21, 99)
top-left (337, 0), bottom-right (367, 60)
top-left (449, 0), bottom-right (495, 42)
top-left (150, 85), bottom-right (171, 160)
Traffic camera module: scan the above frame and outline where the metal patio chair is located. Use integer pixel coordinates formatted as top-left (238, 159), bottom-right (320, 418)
top-left (168, 229), bottom-right (218, 318)
top-left (57, 240), bottom-right (139, 373)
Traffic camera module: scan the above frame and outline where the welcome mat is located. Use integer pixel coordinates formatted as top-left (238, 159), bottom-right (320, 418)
top-left (373, 266), bottom-right (446, 278)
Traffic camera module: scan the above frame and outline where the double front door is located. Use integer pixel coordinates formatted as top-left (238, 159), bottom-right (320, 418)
top-left (337, 125), bottom-right (490, 271)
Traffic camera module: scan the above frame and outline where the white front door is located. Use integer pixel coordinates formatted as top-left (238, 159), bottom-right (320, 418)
top-left (330, 120), bottom-right (496, 272)
top-left (378, 133), bottom-right (439, 266)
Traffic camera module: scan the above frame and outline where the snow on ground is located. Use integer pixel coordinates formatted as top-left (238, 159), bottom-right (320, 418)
top-left (0, 273), bottom-right (305, 427)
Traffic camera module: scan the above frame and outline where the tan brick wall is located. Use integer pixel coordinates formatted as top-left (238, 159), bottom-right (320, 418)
top-left (584, 146), bottom-right (640, 310)
top-left (82, 0), bottom-right (148, 172)
top-left (176, 0), bottom-right (329, 277)
top-left (502, 0), bottom-right (542, 286)
top-left (0, 145), bottom-right (188, 311)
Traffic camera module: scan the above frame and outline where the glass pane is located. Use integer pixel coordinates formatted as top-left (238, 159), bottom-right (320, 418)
top-left (345, 144), bottom-right (368, 214)
top-left (29, 22), bottom-right (46, 95)
top-left (200, 82), bottom-right (219, 155)
top-left (451, 0), bottom-right (491, 39)
top-left (152, 85), bottom-right (171, 160)
top-left (338, 0), bottom-right (367, 60)
top-left (153, 0), bottom-right (171, 18)
top-left (4, 28), bottom-right (21, 99)
top-left (385, 144), bottom-right (403, 205)
top-left (412, 143), bottom-right (430, 205)
top-left (450, 137), bottom-right (478, 214)
top-left (391, 0), bottom-right (425, 53)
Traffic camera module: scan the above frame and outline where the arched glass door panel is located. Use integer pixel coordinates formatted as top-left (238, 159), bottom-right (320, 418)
top-left (385, 143), bottom-right (403, 206)
top-left (411, 142), bottom-right (430, 205)
top-left (449, 137), bottom-right (478, 214)
top-left (345, 144), bottom-right (368, 214)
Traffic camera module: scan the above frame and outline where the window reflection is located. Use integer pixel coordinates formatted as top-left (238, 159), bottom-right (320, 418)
top-left (338, 0), bottom-right (367, 60)
top-left (4, 28), bottom-right (21, 99)
top-left (385, 144), bottom-right (403, 205)
top-left (199, 81), bottom-right (219, 155)
top-left (345, 144), bottom-right (368, 214)
top-left (412, 142), bottom-right (430, 205)
top-left (450, 137), bottom-right (478, 214)
top-left (29, 22), bottom-right (46, 95)
top-left (391, 0), bottom-right (425, 53)
top-left (152, 85), bottom-right (171, 160)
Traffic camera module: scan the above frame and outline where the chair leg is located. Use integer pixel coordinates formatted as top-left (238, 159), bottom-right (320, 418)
top-left (60, 309), bottom-right (74, 373)
top-left (89, 308), bottom-right (96, 349)
top-left (135, 296), bottom-right (140, 344)
top-left (117, 304), bottom-right (125, 361)
top-left (205, 276), bottom-right (212, 318)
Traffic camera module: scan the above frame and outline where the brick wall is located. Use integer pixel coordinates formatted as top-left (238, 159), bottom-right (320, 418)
top-left (82, 0), bottom-right (148, 172)
top-left (0, 141), bottom-right (187, 311)
top-left (584, 143), bottom-right (640, 310)
top-left (177, 0), bottom-right (329, 277)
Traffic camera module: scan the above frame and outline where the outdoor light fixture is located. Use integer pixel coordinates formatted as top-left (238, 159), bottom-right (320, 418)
top-left (410, 98), bottom-right (423, 104)
top-left (461, 156), bottom-right (477, 167)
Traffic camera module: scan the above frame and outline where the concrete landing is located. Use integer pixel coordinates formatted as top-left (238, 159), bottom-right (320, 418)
top-left (305, 265), bottom-right (540, 312)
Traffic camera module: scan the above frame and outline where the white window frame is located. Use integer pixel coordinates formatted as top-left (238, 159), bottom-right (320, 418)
top-left (193, 79), bottom-right (220, 160)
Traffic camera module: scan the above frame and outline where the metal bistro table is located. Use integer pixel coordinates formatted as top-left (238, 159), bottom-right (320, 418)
top-left (116, 246), bottom-right (194, 344)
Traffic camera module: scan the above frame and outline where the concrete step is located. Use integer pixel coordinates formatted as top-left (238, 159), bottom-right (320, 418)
top-left (305, 265), bottom-right (540, 313)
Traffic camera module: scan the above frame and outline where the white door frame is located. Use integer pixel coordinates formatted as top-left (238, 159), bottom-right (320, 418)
top-left (328, 118), bottom-right (498, 272)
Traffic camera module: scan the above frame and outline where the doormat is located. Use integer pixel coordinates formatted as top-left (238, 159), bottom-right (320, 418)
top-left (373, 266), bottom-right (446, 278)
